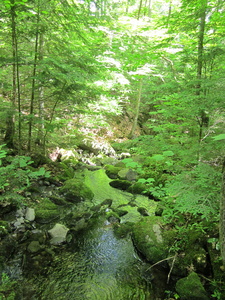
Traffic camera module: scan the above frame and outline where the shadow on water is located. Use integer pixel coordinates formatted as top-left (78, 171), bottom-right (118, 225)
top-left (32, 219), bottom-right (154, 300)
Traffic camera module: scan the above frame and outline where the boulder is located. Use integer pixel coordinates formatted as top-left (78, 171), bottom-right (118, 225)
top-left (25, 207), bottom-right (35, 221)
top-left (132, 216), bottom-right (169, 264)
top-left (59, 179), bottom-right (94, 202)
top-left (27, 241), bottom-right (43, 253)
top-left (35, 198), bottom-right (59, 224)
top-left (176, 272), bottom-right (209, 300)
top-left (48, 223), bottom-right (69, 245)
top-left (105, 165), bottom-right (121, 179)
top-left (109, 179), bottom-right (132, 191)
top-left (118, 168), bottom-right (138, 181)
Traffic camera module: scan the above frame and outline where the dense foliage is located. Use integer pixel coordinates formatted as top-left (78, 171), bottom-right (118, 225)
top-left (1, 0), bottom-right (225, 298)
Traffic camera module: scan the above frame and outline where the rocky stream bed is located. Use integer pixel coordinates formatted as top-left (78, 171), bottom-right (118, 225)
top-left (0, 155), bottom-right (221, 299)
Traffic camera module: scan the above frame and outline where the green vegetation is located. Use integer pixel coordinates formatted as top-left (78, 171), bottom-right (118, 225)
top-left (1, 0), bottom-right (225, 298)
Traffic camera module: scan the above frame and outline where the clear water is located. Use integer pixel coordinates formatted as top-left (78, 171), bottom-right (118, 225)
top-left (34, 221), bottom-right (153, 300)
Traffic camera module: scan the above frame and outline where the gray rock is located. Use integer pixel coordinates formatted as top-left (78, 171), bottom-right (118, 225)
top-left (16, 208), bottom-right (25, 218)
top-left (48, 223), bottom-right (69, 245)
top-left (27, 241), bottom-right (42, 253)
top-left (14, 217), bottom-right (25, 228)
top-left (118, 168), bottom-right (138, 181)
top-left (25, 207), bottom-right (35, 221)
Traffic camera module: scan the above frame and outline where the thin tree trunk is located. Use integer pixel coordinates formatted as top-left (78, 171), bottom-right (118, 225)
top-left (5, 0), bottom-right (21, 153)
top-left (221, 161), bottom-right (225, 266)
top-left (128, 78), bottom-right (143, 139)
top-left (4, 1), bottom-right (17, 149)
top-left (196, 2), bottom-right (207, 93)
top-left (148, 0), bottom-right (152, 19)
top-left (28, 1), bottom-right (40, 152)
top-left (36, 30), bottom-right (45, 153)
top-left (137, 0), bottom-right (143, 20)
top-left (196, 0), bottom-right (207, 160)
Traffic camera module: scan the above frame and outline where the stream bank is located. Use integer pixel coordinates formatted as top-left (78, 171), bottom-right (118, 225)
top-left (0, 150), bottom-right (222, 299)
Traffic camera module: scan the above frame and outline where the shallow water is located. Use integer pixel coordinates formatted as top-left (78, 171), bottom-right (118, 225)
top-left (34, 221), bottom-right (153, 300)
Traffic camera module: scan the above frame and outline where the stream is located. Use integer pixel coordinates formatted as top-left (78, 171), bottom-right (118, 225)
top-left (31, 219), bottom-right (154, 300)
top-left (3, 169), bottom-right (165, 299)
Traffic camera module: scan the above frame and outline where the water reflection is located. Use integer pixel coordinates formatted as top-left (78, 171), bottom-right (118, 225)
top-left (35, 223), bottom-right (153, 300)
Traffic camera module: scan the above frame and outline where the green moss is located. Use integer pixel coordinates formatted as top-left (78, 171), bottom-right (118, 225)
top-left (127, 182), bottom-right (147, 194)
top-left (49, 196), bottom-right (69, 206)
top-left (132, 216), bottom-right (168, 264)
top-left (34, 198), bottom-right (59, 223)
top-left (0, 221), bottom-right (10, 238)
top-left (114, 161), bottom-right (126, 168)
top-left (58, 161), bottom-right (75, 180)
top-left (113, 222), bottom-right (134, 238)
top-left (109, 179), bottom-right (132, 191)
top-left (0, 275), bottom-right (18, 300)
top-left (106, 211), bottom-right (120, 220)
top-left (59, 179), bottom-right (94, 202)
top-left (105, 165), bottom-right (121, 179)
top-left (35, 210), bottom-right (59, 223)
top-left (176, 272), bottom-right (209, 300)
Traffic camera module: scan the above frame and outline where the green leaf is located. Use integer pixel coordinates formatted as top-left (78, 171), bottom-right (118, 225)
top-left (212, 134), bottom-right (225, 141)
top-left (151, 154), bottom-right (164, 161)
top-left (163, 150), bottom-right (174, 157)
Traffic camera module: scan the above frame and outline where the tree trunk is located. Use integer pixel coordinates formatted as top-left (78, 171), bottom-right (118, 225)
top-left (28, 1), bottom-right (40, 152)
top-left (220, 161), bottom-right (225, 266)
top-left (137, 0), bottom-right (143, 20)
top-left (128, 78), bottom-right (143, 139)
top-left (196, 0), bottom-right (207, 160)
top-left (5, 0), bottom-right (22, 153)
top-left (196, 1), bottom-right (207, 93)
top-left (4, 1), bottom-right (17, 149)
top-left (36, 28), bottom-right (45, 153)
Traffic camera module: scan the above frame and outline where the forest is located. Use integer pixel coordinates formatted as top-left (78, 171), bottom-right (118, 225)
top-left (1, 0), bottom-right (225, 299)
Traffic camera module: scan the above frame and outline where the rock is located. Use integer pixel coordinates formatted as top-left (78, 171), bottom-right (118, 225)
top-left (59, 179), bottom-right (94, 202)
top-left (132, 216), bottom-right (168, 264)
top-left (176, 272), bottom-right (209, 300)
top-left (35, 198), bottom-right (59, 224)
top-left (48, 223), bottom-right (69, 245)
top-left (0, 221), bottom-right (10, 237)
top-left (108, 215), bottom-right (120, 224)
top-left (118, 168), bottom-right (138, 181)
top-left (137, 207), bottom-right (149, 216)
top-left (101, 199), bottom-right (113, 207)
top-left (105, 165), bottom-right (121, 179)
top-left (109, 179), bottom-right (132, 190)
top-left (72, 218), bottom-right (87, 231)
top-left (27, 241), bottom-right (43, 253)
top-left (13, 217), bottom-right (25, 229)
top-left (155, 203), bottom-right (164, 216)
top-left (127, 182), bottom-right (147, 194)
top-left (25, 207), bottom-right (35, 221)
top-left (16, 208), bottom-right (25, 217)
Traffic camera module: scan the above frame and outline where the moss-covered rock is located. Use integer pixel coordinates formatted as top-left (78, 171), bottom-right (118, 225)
top-left (0, 236), bottom-right (18, 260)
top-left (27, 241), bottom-right (43, 253)
top-left (34, 198), bottom-right (59, 224)
top-left (155, 202), bottom-right (164, 216)
top-left (105, 165), bottom-right (121, 179)
top-left (113, 222), bottom-right (134, 238)
top-left (118, 168), bottom-right (138, 181)
top-left (59, 179), bottom-right (94, 202)
top-left (176, 272), bottom-right (209, 300)
top-left (127, 182), bottom-right (147, 194)
top-left (109, 179), bottom-right (132, 191)
top-left (132, 216), bottom-right (169, 264)
top-left (58, 161), bottom-right (75, 180)
top-left (49, 196), bottom-right (69, 206)
top-left (0, 221), bottom-right (10, 238)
